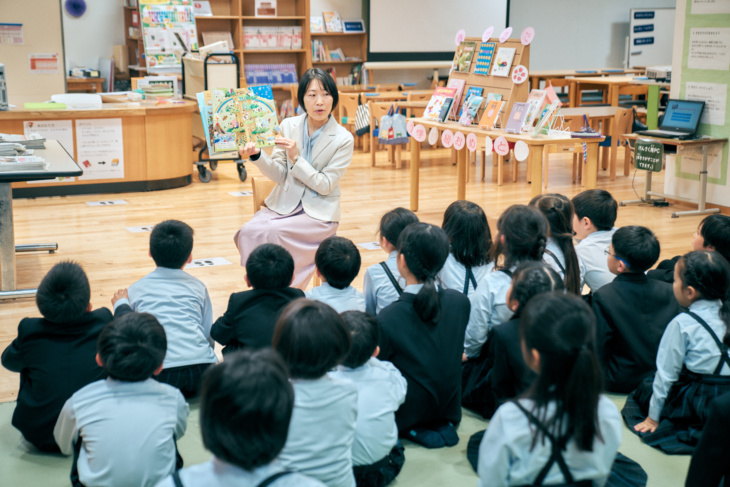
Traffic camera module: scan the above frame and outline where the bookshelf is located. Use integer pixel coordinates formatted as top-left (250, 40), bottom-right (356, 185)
top-left (123, 4), bottom-right (146, 75)
top-left (310, 32), bottom-right (367, 85)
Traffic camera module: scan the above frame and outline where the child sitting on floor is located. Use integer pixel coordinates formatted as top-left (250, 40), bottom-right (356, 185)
top-left (306, 236), bottom-right (365, 313)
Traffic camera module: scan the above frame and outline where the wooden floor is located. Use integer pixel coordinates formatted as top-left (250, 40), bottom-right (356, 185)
top-left (0, 145), bottom-right (719, 402)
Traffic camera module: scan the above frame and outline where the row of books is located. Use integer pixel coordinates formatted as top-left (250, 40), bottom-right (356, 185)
top-left (451, 40), bottom-right (516, 78)
top-left (242, 26), bottom-right (303, 50)
top-left (311, 12), bottom-right (342, 33)
top-left (311, 41), bottom-right (357, 63)
top-left (244, 64), bottom-right (298, 86)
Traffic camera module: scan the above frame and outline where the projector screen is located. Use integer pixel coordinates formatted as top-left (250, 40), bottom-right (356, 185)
top-left (368, 0), bottom-right (508, 61)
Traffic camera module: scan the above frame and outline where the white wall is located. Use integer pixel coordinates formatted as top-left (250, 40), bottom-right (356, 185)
top-left (510, 0), bottom-right (676, 70)
top-left (62, 2), bottom-right (124, 72)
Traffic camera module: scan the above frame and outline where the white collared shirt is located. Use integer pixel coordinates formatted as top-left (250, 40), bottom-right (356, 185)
top-left (306, 282), bottom-right (366, 313)
top-left (464, 267), bottom-right (515, 358)
top-left (363, 251), bottom-right (406, 315)
top-left (438, 254), bottom-right (493, 298)
top-left (575, 228), bottom-right (617, 292)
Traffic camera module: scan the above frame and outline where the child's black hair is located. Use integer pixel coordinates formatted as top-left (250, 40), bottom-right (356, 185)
top-left (36, 261), bottom-right (90, 324)
top-left (298, 68), bottom-right (339, 112)
top-left (571, 189), bottom-right (617, 231)
top-left (200, 349), bottom-right (294, 471)
top-left (379, 207), bottom-right (419, 248)
top-left (612, 226), bottom-right (660, 273)
top-left (441, 200), bottom-right (492, 268)
top-left (510, 261), bottom-right (565, 315)
top-left (520, 292), bottom-right (603, 452)
top-left (529, 194), bottom-right (581, 294)
top-left (340, 311), bottom-right (379, 369)
top-left (273, 299), bottom-right (351, 379)
top-left (677, 250), bottom-right (730, 346)
top-left (149, 220), bottom-right (194, 269)
top-left (699, 214), bottom-right (730, 264)
top-left (315, 236), bottom-right (361, 290)
top-left (97, 312), bottom-right (166, 382)
top-left (246, 243), bottom-right (295, 290)
top-left (490, 205), bottom-right (547, 271)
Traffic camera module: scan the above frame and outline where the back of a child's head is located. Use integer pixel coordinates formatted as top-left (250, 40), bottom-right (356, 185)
top-left (442, 200), bottom-right (492, 268)
top-left (520, 292), bottom-right (603, 452)
top-left (36, 261), bottom-right (90, 324)
top-left (612, 226), bottom-right (660, 273)
top-left (398, 222), bottom-right (450, 324)
top-left (491, 205), bottom-right (547, 270)
top-left (200, 349), bottom-right (294, 471)
top-left (379, 207), bottom-right (419, 247)
top-left (510, 261), bottom-right (565, 314)
top-left (529, 194), bottom-right (581, 294)
top-left (571, 189), bottom-right (617, 231)
top-left (97, 312), bottom-right (166, 382)
top-left (699, 214), bottom-right (730, 263)
top-left (246, 243), bottom-right (295, 290)
top-left (273, 299), bottom-right (351, 379)
top-left (340, 311), bottom-right (379, 369)
top-left (315, 236), bottom-right (361, 290)
top-left (149, 220), bottom-right (194, 269)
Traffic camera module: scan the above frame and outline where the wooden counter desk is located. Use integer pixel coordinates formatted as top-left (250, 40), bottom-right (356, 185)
top-left (0, 99), bottom-right (197, 197)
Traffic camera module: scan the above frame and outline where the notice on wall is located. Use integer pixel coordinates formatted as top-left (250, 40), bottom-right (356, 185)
top-left (23, 120), bottom-right (76, 184)
top-left (29, 53), bottom-right (60, 74)
top-left (677, 143), bottom-right (724, 182)
top-left (0, 23), bottom-right (23, 45)
top-left (688, 28), bottom-right (730, 70)
top-left (76, 118), bottom-right (125, 180)
top-left (685, 82), bottom-right (727, 126)
top-left (691, 0), bottom-right (730, 14)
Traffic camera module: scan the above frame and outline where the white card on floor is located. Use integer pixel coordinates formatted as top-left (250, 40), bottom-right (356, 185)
top-left (228, 191), bottom-right (253, 197)
top-left (358, 241), bottom-right (381, 250)
top-left (185, 257), bottom-right (232, 269)
top-left (126, 225), bottom-right (154, 233)
top-left (86, 200), bottom-right (128, 206)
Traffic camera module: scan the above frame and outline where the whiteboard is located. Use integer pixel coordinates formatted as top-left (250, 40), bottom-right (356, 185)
top-left (628, 7), bottom-right (675, 68)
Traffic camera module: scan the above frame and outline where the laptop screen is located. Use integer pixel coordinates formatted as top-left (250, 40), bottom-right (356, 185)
top-left (661, 99), bottom-right (705, 132)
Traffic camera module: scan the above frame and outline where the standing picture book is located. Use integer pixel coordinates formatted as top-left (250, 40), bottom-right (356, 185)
top-left (490, 47), bottom-right (516, 77)
top-left (323, 11), bottom-right (343, 32)
top-left (459, 86), bottom-right (484, 117)
top-left (478, 100), bottom-right (504, 129)
top-left (204, 86), bottom-right (281, 153)
top-left (531, 101), bottom-right (561, 137)
top-left (446, 78), bottom-right (466, 119)
top-left (505, 102), bottom-right (530, 133)
top-left (423, 87), bottom-right (457, 121)
top-left (140, 1), bottom-right (199, 72)
top-left (310, 15), bottom-right (325, 33)
top-left (452, 41), bottom-right (477, 73)
top-left (474, 42), bottom-right (496, 76)
top-left (486, 92), bottom-right (503, 103)
top-left (459, 95), bottom-right (484, 126)
top-left (522, 89), bottom-right (547, 131)
top-left (438, 98), bottom-right (455, 123)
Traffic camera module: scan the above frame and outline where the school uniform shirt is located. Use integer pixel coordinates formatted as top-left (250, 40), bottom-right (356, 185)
top-left (543, 238), bottom-right (586, 289)
top-left (114, 267), bottom-right (217, 368)
top-left (437, 253), bottom-right (493, 298)
top-left (306, 282), bottom-right (366, 313)
top-left (155, 458), bottom-right (325, 487)
top-left (649, 299), bottom-right (730, 421)
top-left (54, 378), bottom-right (189, 487)
top-left (463, 267), bottom-right (515, 359)
top-left (1, 308), bottom-right (112, 450)
top-left (363, 251), bottom-right (405, 315)
top-left (330, 358), bottom-right (407, 466)
top-left (592, 272), bottom-right (680, 393)
top-left (574, 228), bottom-right (617, 293)
top-left (278, 375), bottom-right (358, 487)
top-left (478, 396), bottom-right (622, 487)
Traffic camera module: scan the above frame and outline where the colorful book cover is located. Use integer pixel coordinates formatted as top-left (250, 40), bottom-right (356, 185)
top-left (210, 85), bottom-right (281, 153)
top-left (486, 92), bottom-right (503, 103)
top-left (452, 41), bottom-right (477, 73)
top-left (310, 16), bottom-right (325, 33)
top-left (522, 89), bottom-right (547, 131)
top-left (459, 87), bottom-right (484, 117)
top-left (490, 47), bottom-right (516, 77)
top-left (474, 42), bottom-right (496, 76)
top-left (323, 11), bottom-right (343, 32)
top-left (531, 101), bottom-right (561, 137)
top-left (478, 100), bottom-right (504, 130)
top-left (505, 102), bottom-right (530, 133)
top-left (459, 95), bottom-right (484, 126)
top-left (423, 87), bottom-right (457, 121)
top-left (447, 78), bottom-right (466, 119)
top-left (438, 98), bottom-right (454, 123)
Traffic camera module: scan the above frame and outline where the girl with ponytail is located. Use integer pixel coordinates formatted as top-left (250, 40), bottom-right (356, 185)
top-left (377, 223), bottom-right (471, 449)
top-left (477, 292), bottom-right (622, 486)
top-left (623, 250), bottom-right (730, 454)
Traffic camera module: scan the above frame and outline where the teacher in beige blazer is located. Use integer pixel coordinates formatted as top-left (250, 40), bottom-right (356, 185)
top-left (235, 68), bottom-right (354, 289)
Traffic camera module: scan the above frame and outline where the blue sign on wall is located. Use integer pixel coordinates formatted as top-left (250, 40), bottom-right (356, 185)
top-left (634, 24), bottom-right (654, 33)
top-left (634, 37), bottom-right (655, 45)
top-left (635, 11), bottom-right (655, 19)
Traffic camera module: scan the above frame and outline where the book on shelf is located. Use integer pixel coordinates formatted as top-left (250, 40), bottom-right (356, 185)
top-left (329, 48), bottom-right (346, 62)
top-left (446, 78), bottom-right (466, 119)
top-left (255, 0), bottom-right (277, 16)
top-left (243, 26), bottom-right (302, 50)
top-left (522, 89), bottom-right (547, 131)
top-left (452, 41), bottom-right (477, 73)
top-left (505, 102), bottom-right (530, 133)
top-left (459, 95), bottom-right (484, 126)
top-left (310, 16), bottom-right (326, 33)
top-left (491, 47), bottom-right (516, 77)
top-left (192, 1), bottom-right (213, 16)
top-left (459, 86), bottom-right (483, 118)
top-left (202, 32), bottom-right (234, 51)
top-left (244, 64), bottom-right (298, 86)
top-left (478, 100), bottom-right (504, 129)
top-left (323, 11), bottom-right (343, 33)
top-left (438, 98), bottom-right (454, 123)
top-left (474, 42), bottom-right (496, 76)
top-left (423, 87), bottom-right (457, 121)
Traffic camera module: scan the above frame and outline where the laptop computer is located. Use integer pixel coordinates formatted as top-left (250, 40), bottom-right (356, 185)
top-left (635, 99), bottom-right (705, 140)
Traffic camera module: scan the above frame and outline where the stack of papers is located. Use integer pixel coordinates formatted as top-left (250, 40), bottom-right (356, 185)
top-left (0, 143), bottom-right (34, 156)
top-left (0, 155), bottom-right (47, 172)
top-left (0, 133), bottom-right (46, 149)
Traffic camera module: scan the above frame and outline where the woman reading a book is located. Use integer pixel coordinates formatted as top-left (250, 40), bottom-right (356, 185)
top-left (234, 68), bottom-right (354, 289)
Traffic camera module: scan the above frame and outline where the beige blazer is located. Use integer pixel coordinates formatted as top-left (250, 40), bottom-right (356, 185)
top-left (250, 114), bottom-right (354, 222)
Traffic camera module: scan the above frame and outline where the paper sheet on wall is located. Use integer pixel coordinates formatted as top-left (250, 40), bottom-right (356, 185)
top-left (691, 0), bottom-right (730, 14)
top-left (29, 53), bottom-right (60, 74)
top-left (666, 151), bottom-right (730, 206)
top-left (0, 23), bottom-right (23, 45)
top-left (688, 28), bottom-right (730, 70)
top-left (23, 120), bottom-right (76, 183)
top-left (75, 118), bottom-right (125, 180)
top-left (677, 143), bottom-right (723, 181)
top-left (685, 82), bottom-right (727, 125)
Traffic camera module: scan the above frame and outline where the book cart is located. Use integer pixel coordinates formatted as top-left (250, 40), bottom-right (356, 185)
top-left (408, 36), bottom-right (605, 211)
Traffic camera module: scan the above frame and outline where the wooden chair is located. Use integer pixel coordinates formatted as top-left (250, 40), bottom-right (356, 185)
top-left (617, 84), bottom-right (648, 108)
top-left (252, 177), bottom-right (276, 213)
top-left (369, 101), bottom-right (406, 168)
top-left (338, 92), bottom-right (362, 149)
top-left (576, 82), bottom-right (609, 106)
top-left (606, 108), bottom-right (635, 180)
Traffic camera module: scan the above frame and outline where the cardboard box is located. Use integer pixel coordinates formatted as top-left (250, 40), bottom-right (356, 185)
top-left (182, 55), bottom-right (238, 98)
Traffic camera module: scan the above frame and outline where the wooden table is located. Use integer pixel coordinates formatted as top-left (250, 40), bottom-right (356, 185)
top-left (66, 77), bottom-right (104, 93)
top-left (408, 118), bottom-right (604, 211)
top-left (528, 68), bottom-right (644, 91)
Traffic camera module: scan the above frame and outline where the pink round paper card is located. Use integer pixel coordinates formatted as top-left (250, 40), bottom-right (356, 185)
top-left (482, 26), bottom-right (494, 42)
top-left (441, 129), bottom-right (454, 148)
top-left (494, 136), bottom-right (510, 156)
top-left (511, 65), bottom-right (528, 84)
top-left (455, 29), bottom-right (466, 46)
top-left (466, 133), bottom-right (478, 152)
top-left (514, 140), bottom-right (530, 161)
top-left (484, 136), bottom-right (493, 154)
top-left (453, 131), bottom-right (466, 150)
top-left (428, 127), bottom-right (439, 146)
top-left (412, 124), bottom-right (427, 143)
top-left (406, 120), bottom-right (415, 135)
top-left (499, 27), bottom-right (513, 43)
top-left (520, 27), bottom-right (535, 46)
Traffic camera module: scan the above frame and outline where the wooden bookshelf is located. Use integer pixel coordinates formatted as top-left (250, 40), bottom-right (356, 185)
top-left (122, 3), bottom-right (145, 75)
top-left (310, 31), bottom-right (367, 84)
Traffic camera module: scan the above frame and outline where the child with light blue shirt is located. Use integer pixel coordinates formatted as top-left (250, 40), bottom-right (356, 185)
top-left (113, 220), bottom-right (217, 398)
top-left (331, 311), bottom-right (407, 487)
top-left (572, 189), bottom-right (618, 294)
top-left (306, 236), bottom-right (365, 313)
